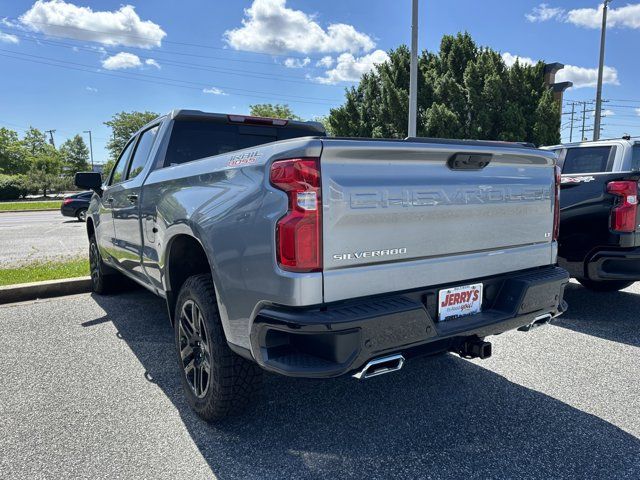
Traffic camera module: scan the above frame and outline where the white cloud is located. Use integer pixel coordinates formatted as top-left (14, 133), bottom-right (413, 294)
top-left (0, 31), bottom-right (19, 44)
top-left (568, 3), bottom-right (640, 29)
top-left (1, 18), bottom-right (17, 27)
top-left (85, 86), bottom-right (97, 92)
top-left (316, 56), bottom-right (334, 68)
top-left (526, 3), bottom-right (565, 22)
top-left (19, 0), bottom-right (166, 48)
top-left (502, 52), bottom-right (619, 89)
top-left (315, 49), bottom-right (389, 84)
top-left (224, 0), bottom-right (375, 54)
top-left (502, 52), bottom-right (535, 67)
top-left (556, 65), bottom-right (619, 88)
top-left (101, 52), bottom-right (141, 70)
top-left (145, 58), bottom-right (160, 69)
top-left (592, 109), bottom-right (615, 118)
top-left (283, 57), bottom-right (310, 68)
top-left (526, 2), bottom-right (640, 29)
top-left (635, 108), bottom-right (640, 117)
top-left (203, 87), bottom-right (227, 95)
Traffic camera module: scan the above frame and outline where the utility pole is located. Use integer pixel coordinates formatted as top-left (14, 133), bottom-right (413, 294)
top-left (83, 130), bottom-right (94, 169)
top-left (593, 0), bottom-right (612, 141)
top-left (581, 102), bottom-right (587, 141)
top-left (569, 102), bottom-right (575, 143)
top-left (45, 129), bottom-right (56, 148)
top-left (407, 0), bottom-right (419, 138)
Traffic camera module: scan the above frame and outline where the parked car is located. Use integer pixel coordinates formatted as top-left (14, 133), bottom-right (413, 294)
top-left (75, 110), bottom-right (569, 421)
top-left (544, 137), bottom-right (640, 292)
top-left (60, 191), bottom-right (92, 222)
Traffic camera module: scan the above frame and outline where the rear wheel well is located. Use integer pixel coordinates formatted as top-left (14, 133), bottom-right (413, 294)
top-left (166, 235), bottom-right (212, 322)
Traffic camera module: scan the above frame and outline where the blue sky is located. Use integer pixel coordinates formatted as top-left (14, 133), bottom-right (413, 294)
top-left (1, 0), bottom-right (639, 163)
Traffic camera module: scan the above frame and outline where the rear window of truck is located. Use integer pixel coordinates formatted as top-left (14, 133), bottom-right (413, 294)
top-left (164, 120), bottom-right (322, 167)
top-left (632, 143), bottom-right (640, 171)
top-left (561, 146), bottom-right (615, 174)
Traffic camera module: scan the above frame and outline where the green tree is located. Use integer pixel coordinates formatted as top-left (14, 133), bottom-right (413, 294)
top-left (104, 111), bottom-right (158, 160)
top-left (26, 144), bottom-right (62, 197)
top-left (328, 32), bottom-right (561, 146)
top-left (60, 134), bottom-right (90, 176)
top-left (313, 115), bottom-right (333, 136)
top-left (22, 127), bottom-right (49, 155)
top-left (101, 158), bottom-right (116, 181)
top-left (249, 104), bottom-right (301, 120)
top-left (0, 127), bottom-right (29, 174)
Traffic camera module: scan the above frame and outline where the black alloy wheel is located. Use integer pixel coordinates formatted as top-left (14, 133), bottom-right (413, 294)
top-left (178, 299), bottom-right (212, 399)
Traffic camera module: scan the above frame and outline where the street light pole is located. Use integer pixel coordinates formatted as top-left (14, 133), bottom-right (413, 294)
top-left (593, 0), bottom-right (611, 141)
top-left (83, 130), bottom-right (94, 169)
top-left (407, 0), bottom-right (419, 138)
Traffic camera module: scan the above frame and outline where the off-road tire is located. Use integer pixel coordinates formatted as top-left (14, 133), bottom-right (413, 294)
top-left (577, 278), bottom-right (634, 292)
top-left (174, 274), bottom-right (262, 422)
top-left (88, 235), bottom-right (120, 294)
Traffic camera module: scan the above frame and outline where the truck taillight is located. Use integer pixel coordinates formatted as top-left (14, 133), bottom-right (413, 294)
top-left (607, 180), bottom-right (639, 233)
top-left (270, 158), bottom-right (322, 272)
top-left (553, 165), bottom-right (561, 241)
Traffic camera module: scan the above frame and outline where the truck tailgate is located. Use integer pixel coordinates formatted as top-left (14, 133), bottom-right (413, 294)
top-left (320, 139), bottom-right (557, 302)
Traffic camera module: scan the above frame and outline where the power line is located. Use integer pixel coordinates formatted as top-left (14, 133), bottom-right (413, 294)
top-left (7, 29), bottom-right (340, 87)
top-left (0, 49), bottom-right (341, 105)
top-left (0, 119), bottom-right (109, 142)
top-left (0, 48), bottom-right (338, 101)
top-left (2, 19), bottom-right (329, 62)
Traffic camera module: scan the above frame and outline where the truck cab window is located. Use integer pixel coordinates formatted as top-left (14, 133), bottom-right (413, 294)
top-left (109, 140), bottom-right (135, 185)
top-left (164, 120), bottom-right (321, 167)
top-left (561, 146), bottom-right (614, 174)
top-left (127, 126), bottom-right (159, 180)
top-left (632, 143), bottom-right (640, 171)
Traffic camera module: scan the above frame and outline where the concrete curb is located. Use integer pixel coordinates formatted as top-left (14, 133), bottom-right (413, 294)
top-left (0, 276), bottom-right (92, 305)
top-left (0, 208), bottom-right (60, 214)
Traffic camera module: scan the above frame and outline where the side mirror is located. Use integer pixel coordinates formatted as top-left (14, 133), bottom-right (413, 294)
top-left (75, 172), bottom-right (103, 194)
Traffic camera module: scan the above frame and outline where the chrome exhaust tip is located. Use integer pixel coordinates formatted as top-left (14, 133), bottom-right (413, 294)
top-left (353, 354), bottom-right (405, 380)
top-left (518, 313), bottom-right (554, 332)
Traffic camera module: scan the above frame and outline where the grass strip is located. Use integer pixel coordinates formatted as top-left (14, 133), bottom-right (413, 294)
top-left (0, 200), bottom-right (62, 211)
top-left (0, 258), bottom-right (89, 286)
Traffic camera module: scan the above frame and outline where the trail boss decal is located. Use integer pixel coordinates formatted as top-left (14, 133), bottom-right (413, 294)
top-left (561, 176), bottom-right (595, 184)
top-left (438, 283), bottom-right (483, 321)
top-left (227, 151), bottom-right (261, 167)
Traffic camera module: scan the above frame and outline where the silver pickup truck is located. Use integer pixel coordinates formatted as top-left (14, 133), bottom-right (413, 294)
top-left (76, 110), bottom-right (569, 421)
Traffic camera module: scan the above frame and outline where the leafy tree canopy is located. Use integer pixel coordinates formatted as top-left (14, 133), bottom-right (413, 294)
top-left (328, 32), bottom-right (560, 146)
top-left (60, 134), bottom-right (90, 176)
top-left (26, 142), bottom-right (63, 197)
top-left (104, 111), bottom-right (159, 160)
top-left (0, 127), bottom-right (29, 175)
top-left (249, 104), bottom-right (301, 120)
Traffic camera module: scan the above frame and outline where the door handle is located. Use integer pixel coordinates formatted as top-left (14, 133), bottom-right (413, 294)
top-left (127, 194), bottom-right (138, 203)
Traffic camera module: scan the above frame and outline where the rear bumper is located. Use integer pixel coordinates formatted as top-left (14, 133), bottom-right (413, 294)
top-left (60, 205), bottom-right (76, 217)
top-left (586, 247), bottom-right (640, 281)
top-left (249, 265), bottom-right (569, 378)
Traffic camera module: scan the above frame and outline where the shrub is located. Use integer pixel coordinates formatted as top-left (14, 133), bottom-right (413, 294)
top-left (0, 174), bottom-right (27, 200)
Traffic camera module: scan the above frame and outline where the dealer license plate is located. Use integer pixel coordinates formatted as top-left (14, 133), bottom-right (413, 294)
top-left (438, 283), bottom-right (483, 321)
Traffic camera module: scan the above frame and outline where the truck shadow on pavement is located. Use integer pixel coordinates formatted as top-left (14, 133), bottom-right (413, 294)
top-left (555, 283), bottom-right (640, 348)
top-left (89, 291), bottom-right (640, 480)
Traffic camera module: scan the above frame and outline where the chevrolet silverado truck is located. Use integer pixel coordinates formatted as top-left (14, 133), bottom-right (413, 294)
top-left (75, 110), bottom-right (568, 421)
top-left (544, 138), bottom-right (640, 291)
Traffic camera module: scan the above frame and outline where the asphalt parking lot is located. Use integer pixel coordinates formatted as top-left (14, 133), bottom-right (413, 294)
top-left (0, 211), bottom-right (88, 266)
top-left (0, 282), bottom-right (638, 479)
